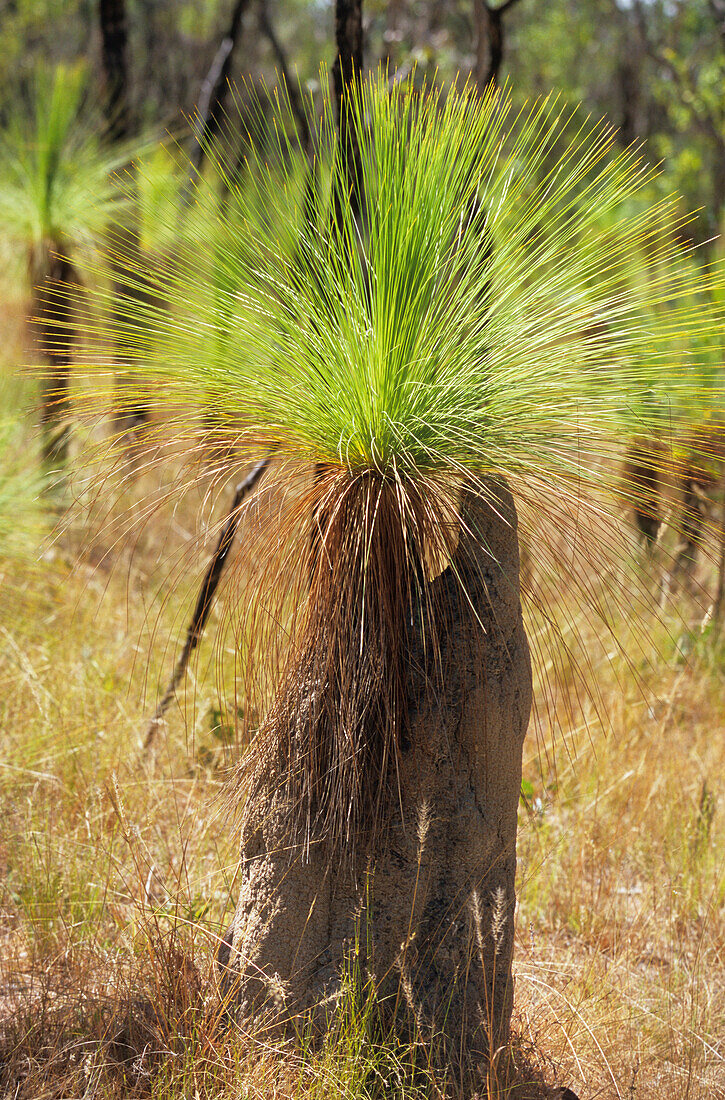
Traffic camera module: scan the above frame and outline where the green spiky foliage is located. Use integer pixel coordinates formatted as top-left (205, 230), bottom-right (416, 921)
top-left (77, 74), bottom-right (725, 854)
top-left (133, 142), bottom-right (211, 260)
top-left (649, 256), bottom-right (725, 603)
top-left (585, 205), bottom-right (725, 547)
top-left (0, 64), bottom-right (127, 267)
top-left (586, 202), bottom-right (724, 427)
top-left (0, 62), bottom-right (131, 469)
top-left (591, 202), bottom-right (725, 552)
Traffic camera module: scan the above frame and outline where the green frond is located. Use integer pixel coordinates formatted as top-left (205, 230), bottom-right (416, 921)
top-left (134, 142), bottom-right (192, 256)
top-left (87, 75), bottom-right (724, 483)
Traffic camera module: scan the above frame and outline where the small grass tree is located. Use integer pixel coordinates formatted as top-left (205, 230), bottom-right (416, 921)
top-left (76, 75), bottom-right (724, 1086)
top-left (0, 64), bottom-right (129, 475)
top-left (616, 230), bottom-right (725, 604)
top-left (0, 410), bottom-right (47, 562)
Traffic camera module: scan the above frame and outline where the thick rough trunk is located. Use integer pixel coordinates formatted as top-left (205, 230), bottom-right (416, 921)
top-left (222, 483), bottom-right (532, 1079)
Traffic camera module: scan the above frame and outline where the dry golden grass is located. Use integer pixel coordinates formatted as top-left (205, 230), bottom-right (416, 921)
top-left (514, 638), bottom-right (725, 1098)
top-left (1, 288), bottom-right (724, 1099)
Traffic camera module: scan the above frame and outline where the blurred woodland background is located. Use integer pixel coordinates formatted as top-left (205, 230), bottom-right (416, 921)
top-left (1, 0), bottom-right (723, 239)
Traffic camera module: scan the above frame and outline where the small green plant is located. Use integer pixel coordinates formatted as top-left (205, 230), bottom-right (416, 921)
top-left (0, 62), bottom-right (131, 471)
top-left (0, 404), bottom-right (47, 560)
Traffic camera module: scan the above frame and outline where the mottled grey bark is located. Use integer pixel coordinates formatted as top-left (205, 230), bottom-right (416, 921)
top-left (221, 483), bottom-right (532, 1080)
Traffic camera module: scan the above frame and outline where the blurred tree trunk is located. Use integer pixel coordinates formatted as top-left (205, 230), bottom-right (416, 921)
top-left (98, 0), bottom-right (150, 436)
top-left (332, 0), bottom-right (363, 221)
top-left (713, 486), bottom-right (725, 628)
top-left (612, 2), bottom-right (648, 148)
top-left (474, 0), bottom-right (524, 91)
top-left (258, 0), bottom-right (311, 150)
top-left (32, 250), bottom-right (76, 472)
top-left (625, 439), bottom-right (664, 549)
top-left (333, 0), bottom-right (363, 86)
top-left (617, 39), bottom-right (641, 147)
top-left (189, 0), bottom-right (251, 175)
top-left (710, 0), bottom-right (725, 44)
top-left (99, 0), bottom-right (131, 140)
top-left (382, 0), bottom-right (403, 71)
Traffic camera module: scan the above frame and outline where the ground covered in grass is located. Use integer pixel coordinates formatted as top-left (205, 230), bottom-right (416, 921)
top-left (1, 300), bottom-right (724, 1099)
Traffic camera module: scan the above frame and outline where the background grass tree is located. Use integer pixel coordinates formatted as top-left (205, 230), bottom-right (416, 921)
top-left (0, 63), bottom-right (130, 476)
top-left (72, 73), bottom-right (725, 1086)
top-left (612, 222), bottom-right (725, 599)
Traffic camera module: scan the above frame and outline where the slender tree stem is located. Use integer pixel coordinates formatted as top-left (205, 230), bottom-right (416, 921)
top-left (474, 0), bottom-right (524, 90)
top-left (188, 0), bottom-right (251, 177)
top-left (98, 0), bottom-right (152, 435)
top-left (258, 0), bottom-right (312, 151)
top-left (142, 458), bottom-right (270, 751)
top-left (332, 0), bottom-right (364, 223)
top-left (99, 0), bottom-right (132, 141)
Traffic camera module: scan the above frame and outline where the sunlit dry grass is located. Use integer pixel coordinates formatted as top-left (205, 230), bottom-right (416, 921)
top-left (1, 293), bottom-right (724, 1098)
top-left (515, 594), bottom-right (725, 1098)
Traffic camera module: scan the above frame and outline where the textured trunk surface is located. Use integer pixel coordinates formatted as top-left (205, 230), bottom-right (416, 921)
top-left (222, 483), bottom-right (532, 1079)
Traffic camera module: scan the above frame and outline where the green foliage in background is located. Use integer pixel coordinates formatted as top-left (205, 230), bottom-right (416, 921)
top-left (0, 62), bottom-right (130, 281)
top-left (508, 0), bottom-right (725, 241)
top-left (1, 0), bottom-right (722, 245)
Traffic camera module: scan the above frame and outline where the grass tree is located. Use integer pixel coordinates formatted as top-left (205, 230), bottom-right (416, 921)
top-left (76, 75), bottom-right (724, 1085)
top-left (664, 263), bottom-right (725, 606)
top-left (0, 64), bottom-right (129, 475)
top-left (617, 232), bottom-right (725, 601)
